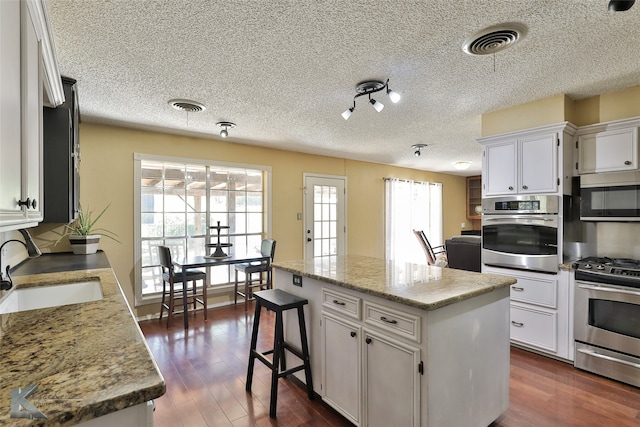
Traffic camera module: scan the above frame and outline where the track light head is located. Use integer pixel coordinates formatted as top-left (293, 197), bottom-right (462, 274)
top-left (387, 87), bottom-right (401, 103)
top-left (216, 121), bottom-right (236, 138)
top-left (370, 98), bottom-right (384, 112)
top-left (608, 0), bottom-right (635, 11)
top-left (412, 144), bottom-right (428, 157)
top-left (342, 107), bottom-right (354, 120)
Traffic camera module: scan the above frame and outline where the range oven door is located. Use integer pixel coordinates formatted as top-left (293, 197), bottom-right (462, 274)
top-left (574, 280), bottom-right (640, 387)
top-left (574, 280), bottom-right (640, 356)
top-left (481, 214), bottom-right (559, 273)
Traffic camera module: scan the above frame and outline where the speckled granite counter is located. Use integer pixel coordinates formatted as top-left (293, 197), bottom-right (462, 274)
top-left (273, 254), bottom-right (516, 311)
top-left (0, 253), bottom-right (165, 426)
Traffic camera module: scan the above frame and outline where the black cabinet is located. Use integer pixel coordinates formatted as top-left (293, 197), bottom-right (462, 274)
top-left (43, 76), bottom-right (79, 223)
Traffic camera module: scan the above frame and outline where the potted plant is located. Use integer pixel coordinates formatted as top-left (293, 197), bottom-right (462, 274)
top-left (57, 204), bottom-right (120, 254)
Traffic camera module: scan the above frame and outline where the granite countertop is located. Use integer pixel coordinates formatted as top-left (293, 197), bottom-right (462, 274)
top-left (0, 253), bottom-right (165, 426)
top-left (273, 255), bottom-right (516, 311)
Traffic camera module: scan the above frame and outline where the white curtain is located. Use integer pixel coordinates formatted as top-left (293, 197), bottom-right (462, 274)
top-left (385, 178), bottom-right (443, 263)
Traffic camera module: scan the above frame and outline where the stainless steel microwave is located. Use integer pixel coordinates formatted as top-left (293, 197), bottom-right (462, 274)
top-left (580, 171), bottom-right (640, 221)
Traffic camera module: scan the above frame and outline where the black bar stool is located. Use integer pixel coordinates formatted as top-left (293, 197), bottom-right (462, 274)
top-left (246, 289), bottom-right (314, 418)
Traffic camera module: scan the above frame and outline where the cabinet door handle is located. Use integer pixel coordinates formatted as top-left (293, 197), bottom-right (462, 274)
top-left (380, 316), bottom-right (398, 324)
top-left (350, 331), bottom-right (356, 338)
top-left (511, 286), bottom-right (524, 292)
top-left (522, 185), bottom-right (528, 190)
top-left (625, 160), bottom-right (632, 165)
top-left (332, 299), bottom-right (346, 306)
top-left (365, 337), bottom-right (372, 344)
top-left (18, 198), bottom-right (36, 209)
top-left (508, 186), bottom-right (514, 191)
top-left (511, 321), bottom-right (524, 327)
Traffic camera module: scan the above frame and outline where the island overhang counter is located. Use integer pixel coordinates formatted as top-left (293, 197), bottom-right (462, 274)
top-left (271, 255), bottom-right (516, 427)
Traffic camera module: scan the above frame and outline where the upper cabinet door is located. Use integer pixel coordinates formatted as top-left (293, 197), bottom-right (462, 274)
top-left (0, 1), bottom-right (26, 225)
top-left (519, 133), bottom-right (557, 194)
top-left (578, 127), bottom-right (638, 174)
top-left (484, 142), bottom-right (516, 196)
top-left (22, 1), bottom-right (44, 222)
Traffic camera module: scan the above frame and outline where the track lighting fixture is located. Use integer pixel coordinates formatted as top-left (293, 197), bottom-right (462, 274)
top-left (216, 121), bottom-right (236, 138)
top-left (342, 79), bottom-right (401, 120)
top-left (412, 144), bottom-right (428, 157)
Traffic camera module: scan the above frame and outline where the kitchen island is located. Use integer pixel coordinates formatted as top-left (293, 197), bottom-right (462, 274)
top-left (0, 252), bottom-right (165, 426)
top-left (273, 255), bottom-right (516, 427)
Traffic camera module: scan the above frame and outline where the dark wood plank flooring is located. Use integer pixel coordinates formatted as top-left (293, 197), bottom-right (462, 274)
top-left (139, 303), bottom-right (640, 427)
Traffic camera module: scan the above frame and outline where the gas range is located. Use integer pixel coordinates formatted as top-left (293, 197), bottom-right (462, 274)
top-left (573, 256), bottom-right (640, 288)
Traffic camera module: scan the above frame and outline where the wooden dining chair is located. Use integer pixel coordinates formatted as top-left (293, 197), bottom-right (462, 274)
top-left (234, 239), bottom-right (276, 311)
top-left (413, 229), bottom-right (447, 266)
top-left (158, 245), bottom-right (207, 328)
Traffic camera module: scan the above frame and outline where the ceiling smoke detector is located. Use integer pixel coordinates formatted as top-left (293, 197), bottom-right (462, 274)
top-left (462, 23), bottom-right (527, 56)
top-left (168, 99), bottom-right (206, 112)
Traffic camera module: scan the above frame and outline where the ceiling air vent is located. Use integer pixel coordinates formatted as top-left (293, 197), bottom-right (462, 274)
top-left (462, 23), bottom-right (527, 56)
top-left (168, 99), bottom-right (206, 112)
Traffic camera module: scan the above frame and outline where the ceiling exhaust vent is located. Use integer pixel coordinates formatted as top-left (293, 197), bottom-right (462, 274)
top-left (168, 99), bottom-right (206, 112)
top-left (463, 23), bottom-right (527, 56)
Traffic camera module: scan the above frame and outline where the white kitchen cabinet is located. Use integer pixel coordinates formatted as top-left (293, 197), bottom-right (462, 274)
top-left (484, 265), bottom-right (573, 360)
top-left (479, 122), bottom-right (577, 197)
top-left (321, 290), bottom-right (420, 427)
top-left (0, 0), bottom-right (25, 226)
top-left (0, 0), bottom-right (62, 232)
top-left (363, 329), bottom-right (420, 427)
top-left (577, 126), bottom-right (638, 174)
top-left (322, 312), bottom-right (361, 425)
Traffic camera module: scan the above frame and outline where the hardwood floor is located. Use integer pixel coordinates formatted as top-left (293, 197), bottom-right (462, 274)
top-left (139, 303), bottom-right (640, 427)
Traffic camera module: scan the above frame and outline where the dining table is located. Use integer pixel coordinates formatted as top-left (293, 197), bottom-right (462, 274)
top-left (173, 251), bottom-right (270, 328)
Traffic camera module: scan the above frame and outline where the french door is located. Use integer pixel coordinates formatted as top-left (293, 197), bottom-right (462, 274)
top-left (303, 174), bottom-right (346, 259)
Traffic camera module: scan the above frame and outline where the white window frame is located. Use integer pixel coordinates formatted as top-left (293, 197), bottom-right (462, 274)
top-left (133, 153), bottom-right (272, 307)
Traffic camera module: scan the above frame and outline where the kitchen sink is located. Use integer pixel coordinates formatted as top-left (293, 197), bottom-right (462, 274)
top-left (0, 280), bottom-right (103, 314)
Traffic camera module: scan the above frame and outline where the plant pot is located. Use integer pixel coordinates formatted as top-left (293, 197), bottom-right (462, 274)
top-left (68, 235), bottom-right (101, 255)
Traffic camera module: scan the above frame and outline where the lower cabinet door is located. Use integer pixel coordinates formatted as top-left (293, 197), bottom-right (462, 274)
top-left (363, 330), bottom-right (420, 427)
top-left (322, 312), bottom-right (361, 425)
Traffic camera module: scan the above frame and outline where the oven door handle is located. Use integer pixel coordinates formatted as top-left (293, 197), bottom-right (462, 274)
top-left (578, 283), bottom-right (640, 297)
top-left (483, 216), bottom-right (556, 221)
top-left (577, 348), bottom-right (640, 369)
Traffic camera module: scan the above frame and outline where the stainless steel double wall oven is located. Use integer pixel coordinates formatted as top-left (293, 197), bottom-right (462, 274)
top-left (482, 195), bottom-right (560, 274)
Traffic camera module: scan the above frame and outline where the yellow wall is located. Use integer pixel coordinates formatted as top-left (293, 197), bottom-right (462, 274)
top-left (32, 123), bottom-right (467, 316)
top-left (482, 86), bottom-right (640, 134)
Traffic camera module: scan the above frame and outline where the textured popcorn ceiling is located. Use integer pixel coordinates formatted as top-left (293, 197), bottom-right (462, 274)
top-left (46, 0), bottom-right (640, 175)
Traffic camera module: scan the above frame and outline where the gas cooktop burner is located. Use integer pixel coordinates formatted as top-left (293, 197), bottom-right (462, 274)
top-left (574, 257), bottom-right (640, 288)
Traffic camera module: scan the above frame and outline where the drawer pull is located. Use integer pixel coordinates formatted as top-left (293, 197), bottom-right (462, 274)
top-left (332, 299), bottom-right (346, 306)
top-left (380, 316), bottom-right (398, 325)
top-left (512, 286), bottom-right (524, 292)
top-left (511, 321), bottom-right (524, 327)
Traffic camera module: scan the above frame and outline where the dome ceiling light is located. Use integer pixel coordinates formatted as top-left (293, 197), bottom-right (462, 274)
top-left (453, 161), bottom-right (472, 170)
top-left (342, 79), bottom-right (401, 120)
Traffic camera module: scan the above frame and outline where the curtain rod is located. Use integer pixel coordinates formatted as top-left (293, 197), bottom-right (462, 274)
top-left (383, 177), bottom-right (442, 186)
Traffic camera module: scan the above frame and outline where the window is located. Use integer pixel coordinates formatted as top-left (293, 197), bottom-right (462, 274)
top-left (134, 154), bottom-right (271, 305)
top-left (384, 178), bottom-right (443, 263)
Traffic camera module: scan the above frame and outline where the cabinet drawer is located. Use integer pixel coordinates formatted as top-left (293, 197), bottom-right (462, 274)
top-left (509, 276), bottom-right (557, 308)
top-left (322, 288), bottom-right (361, 320)
top-left (510, 304), bottom-right (557, 353)
top-left (363, 301), bottom-right (420, 343)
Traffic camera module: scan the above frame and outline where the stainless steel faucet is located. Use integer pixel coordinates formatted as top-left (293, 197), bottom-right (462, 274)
top-left (0, 229), bottom-right (41, 291)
